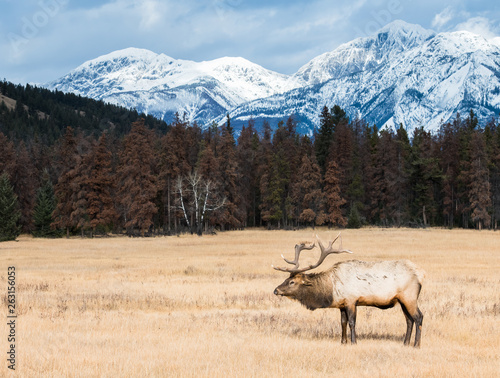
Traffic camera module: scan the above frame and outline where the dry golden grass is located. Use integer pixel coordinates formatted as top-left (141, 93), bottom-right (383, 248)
top-left (1, 228), bottom-right (499, 377)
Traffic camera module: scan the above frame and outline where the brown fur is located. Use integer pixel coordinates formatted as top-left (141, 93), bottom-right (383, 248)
top-left (274, 259), bottom-right (425, 347)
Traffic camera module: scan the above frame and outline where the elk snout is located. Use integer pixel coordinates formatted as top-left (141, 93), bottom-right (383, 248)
top-left (274, 287), bottom-right (282, 296)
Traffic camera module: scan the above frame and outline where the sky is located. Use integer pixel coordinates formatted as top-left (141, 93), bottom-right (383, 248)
top-left (0, 0), bottom-right (499, 85)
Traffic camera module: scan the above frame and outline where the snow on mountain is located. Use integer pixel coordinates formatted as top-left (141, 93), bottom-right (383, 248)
top-left (46, 21), bottom-right (500, 135)
top-left (46, 47), bottom-right (295, 124)
top-left (491, 37), bottom-right (500, 48)
top-left (221, 22), bottom-right (500, 135)
top-left (293, 20), bottom-right (436, 86)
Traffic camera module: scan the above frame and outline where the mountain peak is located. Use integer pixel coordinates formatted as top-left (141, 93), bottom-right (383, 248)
top-left (46, 21), bottom-right (500, 135)
top-left (83, 47), bottom-right (170, 66)
top-left (293, 20), bottom-right (436, 86)
top-left (378, 20), bottom-right (434, 36)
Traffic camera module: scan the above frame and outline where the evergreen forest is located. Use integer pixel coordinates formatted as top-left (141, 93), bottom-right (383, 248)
top-left (1, 81), bottom-right (500, 239)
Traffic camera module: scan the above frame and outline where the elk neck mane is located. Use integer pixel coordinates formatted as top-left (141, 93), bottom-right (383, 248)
top-left (293, 268), bottom-right (336, 311)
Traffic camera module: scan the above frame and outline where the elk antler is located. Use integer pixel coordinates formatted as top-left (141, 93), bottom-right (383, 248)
top-left (272, 233), bottom-right (352, 274)
top-left (314, 233), bottom-right (353, 263)
top-left (272, 242), bottom-right (315, 273)
top-left (282, 242), bottom-right (316, 268)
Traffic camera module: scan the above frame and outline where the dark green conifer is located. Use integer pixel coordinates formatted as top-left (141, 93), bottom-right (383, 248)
top-left (0, 173), bottom-right (21, 241)
top-left (32, 172), bottom-right (59, 237)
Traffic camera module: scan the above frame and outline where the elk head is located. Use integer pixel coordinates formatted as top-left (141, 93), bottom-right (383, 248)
top-left (273, 233), bottom-right (352, 298)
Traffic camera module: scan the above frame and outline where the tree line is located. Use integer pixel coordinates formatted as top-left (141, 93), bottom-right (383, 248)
top-left (1, 98), bottom-right (499, 240)
top-left (0, 80), bottom-right (168, 145)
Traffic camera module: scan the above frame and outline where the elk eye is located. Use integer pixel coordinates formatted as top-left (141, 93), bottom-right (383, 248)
top-left (289, 280), bottom-right (295, 286)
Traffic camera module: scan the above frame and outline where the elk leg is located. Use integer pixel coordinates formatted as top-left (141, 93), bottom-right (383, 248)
top-left (346, 305), bottom-right (357, 344)
top-left (340, 308), bottom-right (348, 344)
top-left (399, 302), bottom-right (414, 346)
top-left (414, 307), bottom-right (423, 348)
top-left (400, 298), bottom-right (423, 347)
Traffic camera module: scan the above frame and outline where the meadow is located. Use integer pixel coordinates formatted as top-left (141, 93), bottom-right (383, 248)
top-left (1, 228), bottom-right (499, 377)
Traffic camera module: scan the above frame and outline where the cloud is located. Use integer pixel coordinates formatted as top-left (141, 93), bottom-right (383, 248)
top-left (2, 0), bottom-right (499, 85)
top-left (455, 16), bottom-right (499, 39)
top-left (432, 6), bottom-right (454, 30)
top-left (138, 0), bottom-right (168, 31)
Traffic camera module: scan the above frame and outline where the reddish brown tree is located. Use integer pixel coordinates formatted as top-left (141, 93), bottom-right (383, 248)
top-left (324, 159), bottom-right (347, 227)
top-left (159, 119), bottom-right (192, 232)
top-left (0, 132), bottom-right (16, 178)
top-left (52, 127), bottom-right (80, 237)
top-left (12, 141), bottom-right (37, 232)
top-left (329, 120), bottom-right (353, 206)
top-left (291, 154), bottom-right (326, 227)
top-left (117, 119), bottom-right (158, 235)
top-left (198, 142), bottom-right (219, 182)
top-left (468, 131), bottom-right (492, 229)
top-left (85, 133), bottom-right (118, 234)
top-left (213, 124), bottom-right (241, 229)
top-left (375, 130), bottom-right (406, 226)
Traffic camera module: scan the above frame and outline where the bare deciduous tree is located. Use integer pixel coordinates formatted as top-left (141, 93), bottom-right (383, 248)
top-left (175, 170), bottom-right (226, 235)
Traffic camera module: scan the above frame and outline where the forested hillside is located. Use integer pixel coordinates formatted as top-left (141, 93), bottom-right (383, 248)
top-left (1, 82), bottom-right (499, 238)
top-left (0, 80), bottom-right (168, 144)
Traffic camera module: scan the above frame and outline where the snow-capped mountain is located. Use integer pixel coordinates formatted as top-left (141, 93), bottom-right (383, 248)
top-left (292, 20), bottom-right (436, 86)
top-left (46, 47), bottom-right (297, 124)
top-left (224, 23), bottom-right (500, 134)
top-left (46, 21), bottom-right (500, 134)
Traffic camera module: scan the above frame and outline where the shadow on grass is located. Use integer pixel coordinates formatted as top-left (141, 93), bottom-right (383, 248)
top-left (356, 332), bottom-right (403, 343)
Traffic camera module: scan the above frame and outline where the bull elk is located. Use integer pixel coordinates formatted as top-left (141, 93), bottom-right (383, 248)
top-left (273, 234), bottom-right (425, 347)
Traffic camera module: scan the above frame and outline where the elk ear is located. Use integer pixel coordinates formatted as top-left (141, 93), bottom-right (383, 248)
top-left (302, 277), bottom-right (313, 286)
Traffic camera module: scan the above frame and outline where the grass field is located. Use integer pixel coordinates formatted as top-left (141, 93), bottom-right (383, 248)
top-left (1, 228), bottom-right (499, 377)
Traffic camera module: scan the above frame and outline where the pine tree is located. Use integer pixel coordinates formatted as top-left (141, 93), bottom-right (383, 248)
top-left (159, 119), bottom-right (191, 233)
top-left (214, 124), bottom-right (241, 230)
top-left (363, 125), bottom-right (383, 224)
top-left (456, 114), bottom-right (474, 228)
top-left (395, 132), bottom-right (409, 224)
top-left (409, 127), bottom-right (442, 226)
top-left (292, 154), bottom-right (325, 227)
top-left (438, 118), bottom-right (461, 227)
top-left (324, 160), bottom-right (347, 227)
top-left (236, 120), bottom-right (260, 227)
top-left (225, 113), bottom-right (233, 138)
top-left (12, 141), bottom-right (37, 232)
top-left (198, 142), bottom-right (219, 180)
top-left (346, 118), bottom-right (367, 228)
top-left (196, 141), bottom-right (220, 232)
top-left (260, 119), bottom-right (297, 228)
top-left (331, 105), bottom-right (348, 126)
top-left (374, 129), bottom-right (410, 226)
top-left (32, 172), bottom-right (59, 237)
top-left (347, 204), bottom-right (362, 228)
top-left (0, 132), bottom-right (16, 178)
top-left (468, 131), bottom-right (492, 229)
top-left (466, 109), bottom-right (478, 130)
top-left (486, 117), bottom-right (500, 229)
top-left (117, 119), bottom-right (158, 235)
top-left (256, 120), bottom-right (273, 227)
top-left (329, 119), bottom-right (353, 217)
top-left (0, 173), bottom-right (21, 241)
top-left (315, 106), bottom-right (334, 173)
top-left (52, 127), bottom-right (80, 237)
top-left (86, 133), bottom-right (118, 235)
top-left (261, 149), bottom-right (288, 228)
